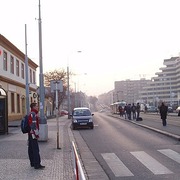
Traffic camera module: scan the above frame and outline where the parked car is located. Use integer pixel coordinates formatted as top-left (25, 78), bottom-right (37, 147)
top-left (60, 110), bottom-right (68, 116)
top-left (71, 107), bottom-right (94, 130)
top-left (147, 106), bottom-right (158, 113)
top-left (168, 107), bottom-right (173, 113)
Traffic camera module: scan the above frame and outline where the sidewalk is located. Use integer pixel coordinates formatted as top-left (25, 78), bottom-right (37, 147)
top-left (1, 113), bottom-right (179, 180)
top-left (109, 112), bottom-right (180, 141)
top-left (0, 116), bottom-right (75, 180)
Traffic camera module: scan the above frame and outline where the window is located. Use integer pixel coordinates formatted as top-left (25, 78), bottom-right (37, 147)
top-left (30, 69), bottom-right (32, 83)
top-left (16, 59), bottom-right (19, 76)
top-left (3, 51), bottom-right (7, 71)
top-left (21, 63), bottom-right (25, 79)
top-left (17, 94), bottom-right (20, 113)
top-left (33, 71), bottom-right (36, 84)
top-left (10, 55), bottom-right (14, 74)
top-left (11, 93), bottom-right (15, 113)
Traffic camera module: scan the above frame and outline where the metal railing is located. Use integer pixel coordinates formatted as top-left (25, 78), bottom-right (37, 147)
top-left (72, 141), bottom-right (86, 180)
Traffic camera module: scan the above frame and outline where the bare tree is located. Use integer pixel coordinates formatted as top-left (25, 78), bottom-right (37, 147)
top-left (44, 69), bottom-right (69, 111)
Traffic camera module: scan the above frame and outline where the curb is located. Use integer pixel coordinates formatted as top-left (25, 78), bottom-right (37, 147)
top-left (108, 114), bottom-right (180, 141)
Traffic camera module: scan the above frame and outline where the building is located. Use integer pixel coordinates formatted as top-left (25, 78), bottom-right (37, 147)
top-left (0, 34), bottom-right (38, 122)
top-left (114, 79), bottom-right (151, 104)
top-left (139, 57), bottom-right (180, 108)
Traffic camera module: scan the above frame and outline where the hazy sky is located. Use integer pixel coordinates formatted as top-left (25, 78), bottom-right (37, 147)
top-left (1, 0), bottom-right (180, 96)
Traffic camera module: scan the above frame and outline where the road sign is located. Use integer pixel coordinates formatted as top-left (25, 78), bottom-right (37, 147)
top-left (50, 80), bottom-right (63, 92)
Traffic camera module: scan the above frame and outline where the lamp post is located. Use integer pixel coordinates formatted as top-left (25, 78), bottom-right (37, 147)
top-left (25, 24), bottom-right (29, 115)
top-left (67, 51), bottom-right (82, 119)
top-left (38, 0), bottom-right (48, 141)
top-left (67, 65), bottom-right (71, 119)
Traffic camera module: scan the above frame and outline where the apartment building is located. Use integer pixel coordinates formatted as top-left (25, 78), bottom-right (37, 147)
top-left (0, 34), bottom-right (38, 122)
top-left (139, 56), bottom-right (180, 108)
top-left (114, 79), bottom-right (151, 104)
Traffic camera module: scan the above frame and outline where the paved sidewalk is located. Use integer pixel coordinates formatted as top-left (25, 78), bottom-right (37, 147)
top-left (109, 112), bottom-right (180, 141)
top-left (0, 116), bottom-right (75, 180)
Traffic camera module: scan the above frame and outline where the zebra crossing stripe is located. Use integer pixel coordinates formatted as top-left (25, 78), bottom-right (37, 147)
top-left (131, 151), bottom-right (173, 175)
top-left (158, 149), bottom-right (180, 164)
top-left (101, 153), bottom-right (134, 177)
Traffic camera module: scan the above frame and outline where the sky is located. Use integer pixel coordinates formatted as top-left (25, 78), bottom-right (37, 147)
top-left (1, 0), bottom-right (180, 96)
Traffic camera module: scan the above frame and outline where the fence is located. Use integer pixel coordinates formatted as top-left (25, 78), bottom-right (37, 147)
top-left (72, 141), bottom-right (86, 180)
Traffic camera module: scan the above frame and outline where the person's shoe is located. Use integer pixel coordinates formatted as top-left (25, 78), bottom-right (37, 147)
top-left (34, 165), bottom-right (45, 169)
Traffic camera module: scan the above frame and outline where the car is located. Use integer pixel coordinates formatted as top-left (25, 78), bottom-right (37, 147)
top-left (147, 106), bottom-right (158, 113)
top-left (60, 110), bottom-right (68, 116)
top-left (71, 107), bottom-right (94, 130)
top-left (168, 107), bottom-right (173, 113)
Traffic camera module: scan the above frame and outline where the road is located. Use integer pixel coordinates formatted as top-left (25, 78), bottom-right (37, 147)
top-left (75, 112), bottom-right (180, 180)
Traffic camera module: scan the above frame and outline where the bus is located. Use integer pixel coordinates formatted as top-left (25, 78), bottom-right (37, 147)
top-left (110, 101), bottom-right (126, 114)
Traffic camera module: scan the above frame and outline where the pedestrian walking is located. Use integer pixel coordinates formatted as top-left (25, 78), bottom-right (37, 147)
top-left (159, 102), bottom-right (168, 126)
top-left (28, 102), bottom-right (45, 169)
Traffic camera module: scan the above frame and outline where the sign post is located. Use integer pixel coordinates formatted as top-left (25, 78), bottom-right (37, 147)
top-left (50, 80), bottom-right (63, 149)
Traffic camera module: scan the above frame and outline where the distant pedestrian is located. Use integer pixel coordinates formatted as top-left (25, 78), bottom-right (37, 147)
top-left (126, 104), bottom-right (132, 120)
top-left (118, 105), bottom-right (123, 117)
top-left (136, 103), bottom-right (140, 120)
top-left (124, 104), bottom-right (127, 119)
top-left (28, 102), bottom-right (45, 169)
top-left (144, 105), bottom-right (147, 113)
top-left (131, 103), bottom-right (136, 120)
top-left (159, 102), bottom-right (168, 126)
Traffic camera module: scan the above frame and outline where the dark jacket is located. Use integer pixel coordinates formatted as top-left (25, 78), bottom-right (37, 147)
top-left (159, 104), bottom-right (168, 120)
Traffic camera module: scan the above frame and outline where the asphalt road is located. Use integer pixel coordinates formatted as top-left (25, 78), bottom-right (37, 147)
top-left (74, 112), bottom-right (180, 180)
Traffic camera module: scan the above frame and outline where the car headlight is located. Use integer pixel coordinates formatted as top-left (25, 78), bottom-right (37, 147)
top-left (89, 118), bottom-right (93, 122)
top-left (73, 119), bottom-right (77, 123)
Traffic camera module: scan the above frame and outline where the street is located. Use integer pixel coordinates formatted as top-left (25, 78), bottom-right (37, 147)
top-left (73, 112), bottom-right (180, 180)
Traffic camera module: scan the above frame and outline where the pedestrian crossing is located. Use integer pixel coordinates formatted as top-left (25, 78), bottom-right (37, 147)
top-left (101, 149), bottom-right (180, 177)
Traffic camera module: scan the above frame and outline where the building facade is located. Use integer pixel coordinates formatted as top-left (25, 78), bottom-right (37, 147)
top-left (0, 34), bottom-right (38, 121)
top-left (139, 57), bottom-right (180, 108)
top-left (114, 79), bottom-right (151, 104)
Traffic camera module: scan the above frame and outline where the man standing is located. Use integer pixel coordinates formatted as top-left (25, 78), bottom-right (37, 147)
top-left (136, 103), bottom-right (140, 121)
top-left (159, 102), bottom-right (168, 126)
top-left (28, 102), bottom-right (45, 169)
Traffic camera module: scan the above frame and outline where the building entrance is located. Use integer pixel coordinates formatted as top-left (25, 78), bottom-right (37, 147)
top-left (0, 88), bottom-right (8, 134)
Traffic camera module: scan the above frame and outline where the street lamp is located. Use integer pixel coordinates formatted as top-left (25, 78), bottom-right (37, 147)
top-left (25, 24), bottom-right (29, 115)
top-left (38, 0), bottom-right (48, 141)
top-left (67, 51), bottom-right (82, 119)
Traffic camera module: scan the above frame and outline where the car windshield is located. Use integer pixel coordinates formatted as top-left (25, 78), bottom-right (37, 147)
top-left (73, 109), bottom-right (91, 116)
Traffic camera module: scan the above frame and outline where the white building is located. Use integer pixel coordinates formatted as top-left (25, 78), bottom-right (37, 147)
top-left (139, 56), bottom-right (180, 108)
top-left (0, 34), bottom-right (38, 121)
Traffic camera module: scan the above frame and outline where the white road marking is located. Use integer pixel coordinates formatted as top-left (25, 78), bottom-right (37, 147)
top-left (158, 149), bottom-right (180, 164)
top-left (101, 153), bottom-right (134, 177)
top-left (131, 151), bottom-right (173, 175)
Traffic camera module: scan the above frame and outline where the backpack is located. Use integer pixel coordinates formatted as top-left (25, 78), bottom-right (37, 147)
top-left (21, 112), bottom-right (35, 134)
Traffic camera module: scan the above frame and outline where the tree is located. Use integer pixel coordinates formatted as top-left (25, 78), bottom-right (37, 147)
top-left (44, 69), bottom-right (71, 111)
